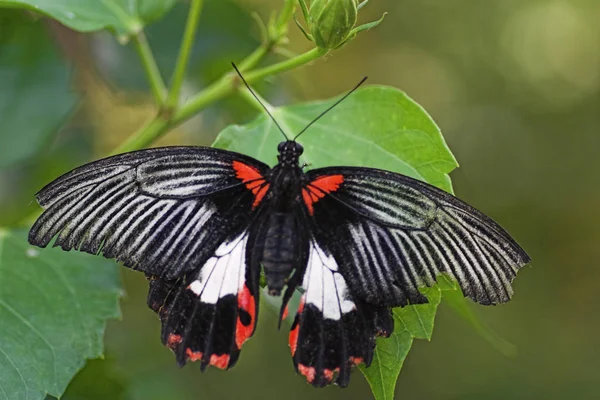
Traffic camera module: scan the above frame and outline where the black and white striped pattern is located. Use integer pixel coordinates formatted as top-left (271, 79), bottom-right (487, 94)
top-left (29, 146), bottom-right (269, 278)
top-left (307, 166), bottom-right (530, 306)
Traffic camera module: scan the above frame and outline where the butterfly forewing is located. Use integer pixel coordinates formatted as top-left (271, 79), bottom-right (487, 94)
top-left (304, 166), bottom-right (530, 307)
top-left (29, 146), bottom-right (270, 279)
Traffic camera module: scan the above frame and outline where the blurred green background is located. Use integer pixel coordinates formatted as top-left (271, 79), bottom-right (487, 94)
top-left (1, 0), bottom-right (599, 399)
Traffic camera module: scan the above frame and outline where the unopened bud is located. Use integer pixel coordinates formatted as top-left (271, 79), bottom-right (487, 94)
top-left (308, 0), bottom-right (358, 49)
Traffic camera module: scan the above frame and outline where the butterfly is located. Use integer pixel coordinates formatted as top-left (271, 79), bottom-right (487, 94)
top-left (28, 69), bottom-right (530, 388)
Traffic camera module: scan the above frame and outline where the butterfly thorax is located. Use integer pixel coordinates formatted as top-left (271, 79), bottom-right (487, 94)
top-left (260, 149), bottom-right (307, 295)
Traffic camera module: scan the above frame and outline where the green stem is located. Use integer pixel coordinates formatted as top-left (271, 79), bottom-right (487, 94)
top-left (237, 44), bottom-right (271, 72)
top-left (237, 83), bottom-right (273, 113)
top-left (113, 47), bottom-right (327, 154)
top-left (173, 47), bottom-right (327, 123)
top-left (166, 0), bottom-right (204, 108)
top-left (242, 47), bottom-right (326, 83)
top-left (110, 117), bottom-right (169, 156)
top-left (274, 0), bottom-right (297, 36)
top-left (132, 31), bottom-right (167, 105)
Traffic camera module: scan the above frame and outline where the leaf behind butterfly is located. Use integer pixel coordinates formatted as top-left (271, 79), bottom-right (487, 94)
top-left (0, 10), bottom-right (78, 168)
top-left (213, 85), bottom-right (458, 193)
top-left (0, 229), bottom-right (121, 399)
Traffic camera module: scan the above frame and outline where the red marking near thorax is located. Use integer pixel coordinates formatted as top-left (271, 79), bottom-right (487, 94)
top-left (302, 175), bottom-right (344, 215)
top-left (235, 284), bottom-right (256, 349)
top-left (232, 161), bottom-right (270, 207)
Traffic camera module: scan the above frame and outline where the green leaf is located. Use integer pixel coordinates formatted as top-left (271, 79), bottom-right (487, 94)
top-left (91, 0), bottom-right (257, 93)
top-left (0, 0), bottom-right (176, 38)
top-left (0, 10), bottom-right (78, 168)
top-left (214, 85), bottom-right (459, 399)
top-left (0, 229), bottom-right (121, 399)
top-left (214, 85), bottom-right (457, 191)
top-left (360, 276), bottom-right (459, 400)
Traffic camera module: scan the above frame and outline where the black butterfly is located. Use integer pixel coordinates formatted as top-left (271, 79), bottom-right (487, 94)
top-left (28, 72), bottom-right (530, 388)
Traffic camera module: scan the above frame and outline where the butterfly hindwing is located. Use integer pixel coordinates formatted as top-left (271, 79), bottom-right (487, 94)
top-left (287, 239), bottom-right (394, 387)
top-left (147, 229), bottom-right (260, 370)
top-left (29, 146), bottom-right (270, 279)
top-left (304, 166), bottom-right (531, 307)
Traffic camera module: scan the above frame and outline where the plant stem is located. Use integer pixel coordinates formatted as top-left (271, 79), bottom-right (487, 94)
top-left (173, 47), bottom-right (327, 123)
top-left (113, 47), bottom-right (327, 154)
top-left (237, 83), bottom-right (274, 113)
top-left (242, 47), bottom-right (326, 83)
top-left (109, 117), bottom-right (169, 156)
top-left (132, 31), bottom-right (167, 105)
top-left (166, 0), bottom-right (204, 108)
top-left (274, 0), bottom-right (296, 37)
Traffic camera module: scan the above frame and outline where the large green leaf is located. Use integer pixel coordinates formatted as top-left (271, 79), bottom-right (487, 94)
top-left (214, 85), bottom-right (459, 398)
top-left (0, 229), bottom-right (121, 400)
top-left (0, 0), bottom-right (176, 38)
top-left (214, 85), bottom-right (458, 192)
top-left (0, 10), bottom-right (78, 168)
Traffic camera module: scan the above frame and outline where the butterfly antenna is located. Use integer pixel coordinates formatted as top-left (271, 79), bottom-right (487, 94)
top-left (231, 62), bottom-right (289, 140)
top-left (293, 76), bottom-right (367, 141)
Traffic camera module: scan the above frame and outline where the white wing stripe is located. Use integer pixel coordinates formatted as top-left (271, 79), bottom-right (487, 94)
top-left (303, 242), bottom-right (355, 320)
top-left (188, 232), bottom-right (247, 304)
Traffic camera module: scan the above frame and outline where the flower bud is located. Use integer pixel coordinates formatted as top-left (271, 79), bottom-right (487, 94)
top-left (296, 0), bottom-right (386, 50)
top-left (308, 0), bottom-right (358, 49)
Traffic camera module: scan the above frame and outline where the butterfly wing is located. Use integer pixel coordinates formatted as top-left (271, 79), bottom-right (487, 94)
top-left (29, 146), bottom-right (271, 279)
top-left (29, 146), bottom-right (271, 368)
top-left (147, 228), bottom-right (261, 370)
top-left (287, 236), bottom-right (394, 387)
top-left (302, 166), bottom-right (531, 307)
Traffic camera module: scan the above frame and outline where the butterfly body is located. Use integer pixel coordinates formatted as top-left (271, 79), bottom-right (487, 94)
top-left (29, 139), bottom-right (530, 387)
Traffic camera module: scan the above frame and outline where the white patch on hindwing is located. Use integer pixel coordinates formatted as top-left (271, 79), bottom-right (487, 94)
top-left (303, 242), bottom-right (355, 320)
top-left (187, 232), bottom-right (247, 303)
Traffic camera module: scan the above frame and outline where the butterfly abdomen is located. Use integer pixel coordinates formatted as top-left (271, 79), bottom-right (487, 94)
top-left (262, 212), bottom-right (297, 295)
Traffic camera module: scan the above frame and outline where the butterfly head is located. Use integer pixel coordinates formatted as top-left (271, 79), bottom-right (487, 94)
top-left (277, 141), bottom-right (304, 167)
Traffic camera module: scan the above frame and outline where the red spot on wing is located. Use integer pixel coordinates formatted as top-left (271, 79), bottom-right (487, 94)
top-left (186, 348), bottom-right (203, 362)
top-left (311, 175), bottom-right (344, 193)
top-left (303, 174), bottom-right (344, 215)
top-left (323, 368), bottom-right (338, 383)
top-left (281, 304), bottom-right (289, 321)
top-left (289, 325), bottom-right (299, 356)
top-left (235, 284), bottom-right (256, 349)
top-left (288, 297), bottom-right (305, 356)
top-left (210, 354), bottom-right (230, 369)
top-left (302, 189), bottom-right (314, 215)
top-left (232, 161), bottom-right (270, 208)
top-left (349, 356), bottom-right (364, 366)
top-left (253, 184), bottom-right (270, 207)
top-left (166, 334), bottom-right (182, 349)
top-left (232, 160), bottom-right (262, 182)
top-left (298, 364), bottom-right (316, 383)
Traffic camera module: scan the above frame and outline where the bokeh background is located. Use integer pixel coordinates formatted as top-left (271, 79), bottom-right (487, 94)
top-left (1, 0), bottom-right (599, 399)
